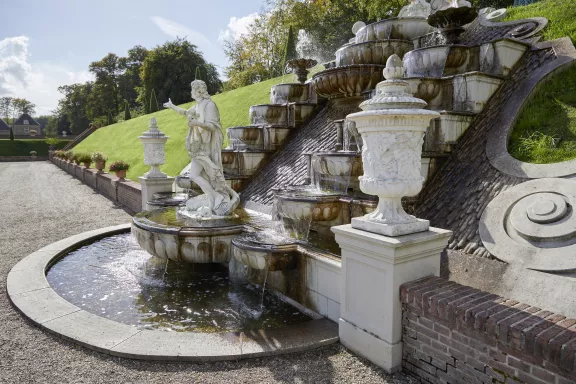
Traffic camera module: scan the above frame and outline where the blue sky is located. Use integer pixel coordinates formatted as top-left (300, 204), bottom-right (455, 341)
top-left (0, 0), bottom-right (264, 115)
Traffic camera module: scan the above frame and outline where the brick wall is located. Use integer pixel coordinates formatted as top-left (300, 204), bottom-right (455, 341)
top-left (96, 173), bottom-right (117, 201)
top-left (84, 169), bottom-right (98, 189)
top-left (74, 164), bottom-right (84, 181)
top-left (401, 276), bottom-right (576, 384)
top-left (117, 180), bottom-right (142, 214)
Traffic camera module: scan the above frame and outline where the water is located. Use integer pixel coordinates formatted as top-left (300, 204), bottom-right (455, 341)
top-left (46, 233), bottom-right (311, 333)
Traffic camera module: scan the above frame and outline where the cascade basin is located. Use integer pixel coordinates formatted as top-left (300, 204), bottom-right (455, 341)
top-left (132, 207), bottom-right (249, 264)
top-left (270, 83), bottom-right (310, 104)
top-left (427, 6), bottom-right (478, 45)
top-left (292, 103), bottom-right (316, 126)
top-left (312, 65), bottom-right (385, 102)
top-left (228, 126), bottom-right (265, 150)
top-left (232, 232), bottom-right (298, 271)
top-left (46, 232), bottom-right (312, 333)
top-left (355, 17), bottom-right (434, 43)
top-left (250, 104), bottom-right (288, 126)
top-left (335, 39), bottom-right (413, 67)
top-left (311, 151), bottom-right (363, 193)
top-left (403, 45), bottom-right (478, 78)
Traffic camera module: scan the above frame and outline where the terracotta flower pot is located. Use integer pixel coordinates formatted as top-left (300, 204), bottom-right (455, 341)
top-left (115, 170), bottom-right (127, 179)
top-left (95, 160), bottom-right (106, 171)
top-left (83, 162), bottom-right (91, 168)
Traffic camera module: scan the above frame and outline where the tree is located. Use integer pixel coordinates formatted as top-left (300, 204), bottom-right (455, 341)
top-left (0, 97), bottom-right (14, 122)
top-left (57, 83), bottom-right (92, 134)
top-left (107, 111), bottom-right (114, 126)
top-left (149, 89), bottom-right (158, 113)
top-left (195, 66), bottom-right (202, 80)
top-left (12, 98), bottom-right (36, 116)
top-left (139, 39), bottom-right (222, 106)
top-left (124, 101), bottom-right (131, 121)
top-left (282, 26), bottom-right (298, 70)
top-left (9, 127), bottom-right (14, 141)
top-left (89, 53), bottom-right (122, 116)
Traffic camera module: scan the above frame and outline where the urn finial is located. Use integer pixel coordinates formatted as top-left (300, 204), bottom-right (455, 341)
top-left (383, 54), bottom-right (404, 80)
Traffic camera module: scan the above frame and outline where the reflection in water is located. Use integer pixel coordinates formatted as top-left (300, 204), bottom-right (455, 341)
top-left (47, 234), bottom-right (311, 333)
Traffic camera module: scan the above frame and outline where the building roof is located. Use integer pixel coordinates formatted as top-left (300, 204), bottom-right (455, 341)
top-left (13, 113), bottom-right (40, 127)
top-left (0, 118), bottom-right (10, 131)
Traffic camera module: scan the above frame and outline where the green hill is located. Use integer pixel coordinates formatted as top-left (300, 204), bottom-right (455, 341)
top-left (74, 74), bottom-right (301, 181)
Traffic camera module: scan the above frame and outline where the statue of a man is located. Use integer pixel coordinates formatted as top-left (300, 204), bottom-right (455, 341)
top-left (163, 80), bottom-right (239, 217)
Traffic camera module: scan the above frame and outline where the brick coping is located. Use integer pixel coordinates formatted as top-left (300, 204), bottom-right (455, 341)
top-left (7, 225), bottom-right (338, 361)
top-left (401, 276), bottom-right (576, 380)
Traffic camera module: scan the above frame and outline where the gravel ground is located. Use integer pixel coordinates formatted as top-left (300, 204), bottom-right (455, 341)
top-left (0, 162), bottom-right (418, 384)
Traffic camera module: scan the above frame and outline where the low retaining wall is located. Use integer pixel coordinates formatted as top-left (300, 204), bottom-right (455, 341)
top-left (401, 276), bottom-right (576, 384)
top-left (0, 156), bottom-right (49, 162)
top-left (51, 157), bottom-right (141, 215)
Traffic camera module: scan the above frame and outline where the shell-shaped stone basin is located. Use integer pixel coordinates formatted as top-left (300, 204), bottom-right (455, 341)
top-left (335, 39), bottom-right (413, 67)
top-left (403, 45), bottom-right (479, 78)
top-left (355, 17), bottom-right (434, 43)
top-left (250, 104), bottom-right (289, 126)
top-left (228, 125), bottom-right (265, 150)
top-left (275, 192), bottom-right (343, 223)
top-left (312, 65), bottom-right (385, 101)
top-left (270, 83), bottom-right (310, 104)
top-left (232, 232), bottom-right (298, 271)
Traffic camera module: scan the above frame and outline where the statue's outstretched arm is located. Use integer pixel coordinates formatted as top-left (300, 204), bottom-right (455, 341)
top-left (163, 98), bottom-right (187, 116)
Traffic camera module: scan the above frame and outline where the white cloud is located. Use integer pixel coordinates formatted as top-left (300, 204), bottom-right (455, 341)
top-left (151, 16), bottom-right (213, 49)
top-left (0, 36), bottom-right (93, 116)
top-left (218, 13), bottom-right (258, 43)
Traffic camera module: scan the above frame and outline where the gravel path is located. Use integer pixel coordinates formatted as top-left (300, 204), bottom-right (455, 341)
top-left (0, 162), bottom-right (417, 384)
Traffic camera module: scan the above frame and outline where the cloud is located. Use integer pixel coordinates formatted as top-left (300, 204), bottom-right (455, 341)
top-left (151, 16), bottom-right (213, 49)
top-left (0, 36), bottom-right (93, 115)
top-left (218, 13), bottom-right (258, 43)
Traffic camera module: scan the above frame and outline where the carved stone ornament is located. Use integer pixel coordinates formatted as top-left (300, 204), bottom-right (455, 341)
top-left (347, 54), bottom-right (440, 237)
top-left (479, 178), bottom-right (576, 272)
top-left (139, 117), bottom-right (169, 178)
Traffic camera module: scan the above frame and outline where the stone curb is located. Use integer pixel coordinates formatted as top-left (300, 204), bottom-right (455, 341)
top-left (7, 225), bottom-right (339, 361)
top-left (486, 37), bottom-right (576, 179)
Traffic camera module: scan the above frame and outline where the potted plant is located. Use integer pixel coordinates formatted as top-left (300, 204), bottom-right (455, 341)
top-left (78, 153), bottom-right (92, 168)
top-left (109, 160), bottom-right (130, 180)
top-left (30, 129), bottom-right (37, 137)
top-left (73, 153), bottom-right (81, 165)
top-left (65, 151), bottom-right (74, 162)
top-left (92, 152), bottom-right (107, 172)
top-left (30, 150), bottom-right (37, 159)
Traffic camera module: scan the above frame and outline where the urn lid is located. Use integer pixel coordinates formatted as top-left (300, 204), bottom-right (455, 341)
top-left (359, 54), bottom-right (428, 111)
top-left (139, 117), bottom-right (169, 139)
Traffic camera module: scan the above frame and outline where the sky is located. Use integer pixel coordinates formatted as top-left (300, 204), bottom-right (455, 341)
top-left (0, 0), bottom-right (264, 115)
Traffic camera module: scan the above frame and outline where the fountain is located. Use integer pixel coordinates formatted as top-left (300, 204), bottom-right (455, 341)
top-left (284, 58), bottom-right (318, 85)
top-left (427, 0), bottom-right (478, 44)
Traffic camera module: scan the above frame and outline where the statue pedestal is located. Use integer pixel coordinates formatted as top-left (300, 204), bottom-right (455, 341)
top-left (139, 176), bottom-right (175, 211)
top-left (331, 224), bottom-right (451, 373)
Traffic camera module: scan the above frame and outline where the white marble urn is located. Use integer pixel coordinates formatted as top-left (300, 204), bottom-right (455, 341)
top-left (347, 54), bottom-right (440, 236)
top-left (139, 117), bottom-right (169, 178)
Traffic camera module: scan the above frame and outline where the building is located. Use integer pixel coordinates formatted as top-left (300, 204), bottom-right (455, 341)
top-left (12, 113), bottom-right (41, 136)
top-left (0, 118), bottom-right (10, 136)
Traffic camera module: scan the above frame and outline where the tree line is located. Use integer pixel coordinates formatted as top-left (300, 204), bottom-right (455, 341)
top-left (52, 38), bottom-right (222, 135)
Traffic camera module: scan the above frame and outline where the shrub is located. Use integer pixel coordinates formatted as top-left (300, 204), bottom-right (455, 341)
top-left (109, 160), bottom-right (130, 172)
top-left (77, 153), bottom-right (92, 164)
top-left (91, 151), bottom-right (107, 162)
top-left (46, 138), bottom-right (60, 146)
top-left (65, 150), bottom-right (74, 161)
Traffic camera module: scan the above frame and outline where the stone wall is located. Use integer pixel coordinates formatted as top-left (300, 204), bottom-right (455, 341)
top-left (51, 157), bottom-right (141, 215)
top-left (401, 276), bottom-right (576, 384)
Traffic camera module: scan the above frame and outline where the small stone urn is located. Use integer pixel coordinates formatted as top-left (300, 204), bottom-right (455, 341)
top-left (346, 54), bottom-right (440, 236)
top-left (139, 117), bottom-right (169, 178)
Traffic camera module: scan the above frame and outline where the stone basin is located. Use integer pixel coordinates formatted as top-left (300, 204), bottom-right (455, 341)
top-left (228, 125), bottom-right (265, 150)
top-left (132, 207), bottom-right (247, 264)
top-left (292, 103), bottom-right (316, 126)
top-left (311, 151), bottom-right (363, 192)
top-left (275, 191), bottom-right (344, 224)
top-left (403, 45), bottom-right (478, 78)
top-left (355, 17), bottom-right (434, 43)
top-left (270, 83), bottom-right (310, 104)
top-left (232, 232), bottom-right (298, 271)
top-left (335, 39), bottom-right (413, 67)
top-left (250, 104), bottom-right (288, 126)
top-left (312, 65), bottom-right (385, 102)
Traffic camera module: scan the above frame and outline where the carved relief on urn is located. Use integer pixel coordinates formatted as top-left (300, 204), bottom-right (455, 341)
top-left (346, 54), bottom-right (440, 236)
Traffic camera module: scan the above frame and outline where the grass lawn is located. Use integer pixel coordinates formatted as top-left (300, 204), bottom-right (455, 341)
top-left (73, 70), bottom-right (320, 182)
top-left (0, 139), bottom-right (70, 156)
top-left (506, 0), bottom-right (576, 164)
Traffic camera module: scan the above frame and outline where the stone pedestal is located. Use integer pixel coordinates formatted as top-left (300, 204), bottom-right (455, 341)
top-left (332, 224), bottom-right (451, 372)
top-left (139, 176), bottom-right (175, 211)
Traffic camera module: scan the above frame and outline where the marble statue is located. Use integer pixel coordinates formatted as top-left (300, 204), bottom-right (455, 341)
top-left (398, 0), bottom-right (432, 19)
top-left (163, 80), bottom-right (239, 217)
